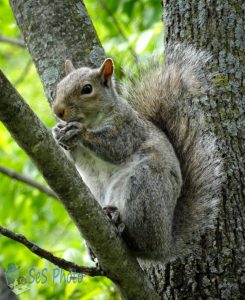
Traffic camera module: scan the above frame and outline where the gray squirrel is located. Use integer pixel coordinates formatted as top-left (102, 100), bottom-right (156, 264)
top-left (52, 44), bottom-right (222, 262)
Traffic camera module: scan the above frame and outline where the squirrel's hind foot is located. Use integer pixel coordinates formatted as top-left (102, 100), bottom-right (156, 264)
top-left (103, 206), bottom-right (125, 235)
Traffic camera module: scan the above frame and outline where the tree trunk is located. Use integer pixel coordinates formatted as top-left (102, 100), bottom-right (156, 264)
top-left (143, 1), bottom-right (244, 298)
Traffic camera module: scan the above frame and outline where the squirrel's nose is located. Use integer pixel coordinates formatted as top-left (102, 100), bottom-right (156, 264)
top-left (53, 105), bottom-right (65, 120)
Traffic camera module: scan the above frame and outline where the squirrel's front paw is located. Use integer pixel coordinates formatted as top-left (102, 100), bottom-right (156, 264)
top-left (52, 122), bottom-right (66, 146)
top-left (53, 121), bottom-right (84, 150)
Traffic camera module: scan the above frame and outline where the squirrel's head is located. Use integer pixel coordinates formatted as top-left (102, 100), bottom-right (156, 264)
top-left (53, 58), bottom-right (117, 127)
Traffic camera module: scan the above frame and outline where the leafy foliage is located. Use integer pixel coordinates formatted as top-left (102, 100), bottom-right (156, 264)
top-left (0, 0), bottom-right (162, 298)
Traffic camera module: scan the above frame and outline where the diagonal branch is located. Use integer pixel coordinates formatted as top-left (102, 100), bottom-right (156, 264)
top-left (0, 225), bottom-right (102, 277)
top-left (0, 166), bottom-right (57, 199)
top-left (0, 70), bottom-right (160, 300)
top-left (0, 36), bottom-right (25, 48)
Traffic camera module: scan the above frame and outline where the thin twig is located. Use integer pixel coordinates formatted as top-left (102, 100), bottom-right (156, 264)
top-left (14, 59), bottom-right (32, 86)
top-left (97, 0), bottom-right (138, 64)
top-left (0, 166), bottom-right (57, 199)
top-left (0, 226), bottom-right (103, 277)
top-left (0, 36), bottom-right (25, 48)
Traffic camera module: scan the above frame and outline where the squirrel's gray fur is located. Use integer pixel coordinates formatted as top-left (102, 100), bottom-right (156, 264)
top-left (123, 44), bottom-right (222, 254)
top-left (52, 44), bottom-right (222, 263)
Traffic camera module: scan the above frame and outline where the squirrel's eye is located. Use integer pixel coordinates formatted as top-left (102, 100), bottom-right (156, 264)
top-left (81, 84), bottom-right (93, 94)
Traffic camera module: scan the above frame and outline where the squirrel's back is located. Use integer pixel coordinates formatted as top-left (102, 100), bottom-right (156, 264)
top-left (123, 44), bottom-right (223, 254)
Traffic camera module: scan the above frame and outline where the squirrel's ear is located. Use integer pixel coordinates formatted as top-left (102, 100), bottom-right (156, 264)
top-left (99, 58), bottom-right (114, 86)
top-left (65, 60), bottom-right (75, 75)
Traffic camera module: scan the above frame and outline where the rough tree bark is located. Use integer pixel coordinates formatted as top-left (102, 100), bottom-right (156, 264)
top-left (2, 0), bottom-right (244, 299)
top-left (144, 1), bottom-right (244, 298)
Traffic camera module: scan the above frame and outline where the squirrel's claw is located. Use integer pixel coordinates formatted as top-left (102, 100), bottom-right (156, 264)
top-left (52, 121), bottom-right (84, 150)
top-left (60, 121), bottom-right (82, 133)
top-left (58, 128), bottom-right (81, 143)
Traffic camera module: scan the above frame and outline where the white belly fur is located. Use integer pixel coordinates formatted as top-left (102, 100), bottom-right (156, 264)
top-left (73, 145), bottom-right (144, 211)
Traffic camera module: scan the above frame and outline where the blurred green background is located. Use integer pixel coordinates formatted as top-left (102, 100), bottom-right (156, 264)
top-left (0, 0), bottom-right (162, 299)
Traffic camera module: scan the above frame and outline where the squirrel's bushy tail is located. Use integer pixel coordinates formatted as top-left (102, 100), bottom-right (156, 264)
top-left (123, 44), bottom-right (222, 253)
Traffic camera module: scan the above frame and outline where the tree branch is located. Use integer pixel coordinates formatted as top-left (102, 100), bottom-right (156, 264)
top-left (0, 166), bottom-right (57, 199)
top-left (0, 70), bottom-right (160, 300)
top-left (0, 36), bottom-right (25, 48)
top-left (0, 225), bottom-right (101, 277)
